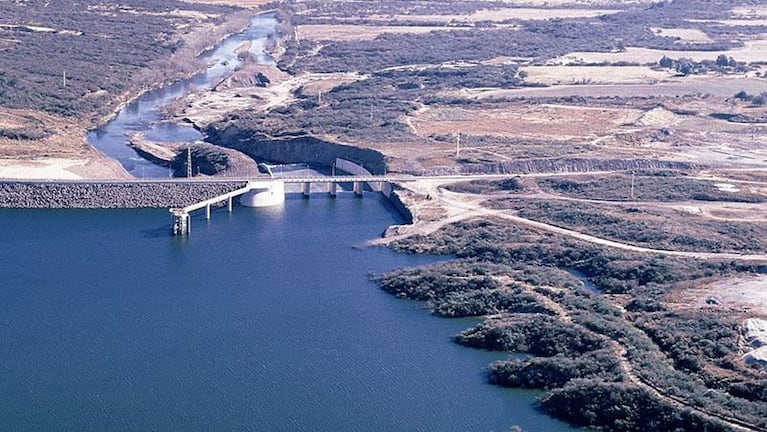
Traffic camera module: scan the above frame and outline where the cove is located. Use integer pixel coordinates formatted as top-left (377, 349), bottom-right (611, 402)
top-left (0, 196), bottom-right (577, 431)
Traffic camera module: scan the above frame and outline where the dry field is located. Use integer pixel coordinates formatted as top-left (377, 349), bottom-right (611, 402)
top-left (0, 108), bottom-right (129, 179)
top-left (699, 18), bottom-right (767, 26)
top-left (671, 275), bottom-right (767, 316)
top-left (519, 65), bottom-right (674, 85)
top-left (408, 104), bottom-right (642, 141)
top-left (731, 5), bottom-right (767, 18)
top-left (649, 27), bottom-right (714, 44)
top-left (554, 40), bottom-right (767, 65)
top-left (454, 75), bottom-right (767, 99)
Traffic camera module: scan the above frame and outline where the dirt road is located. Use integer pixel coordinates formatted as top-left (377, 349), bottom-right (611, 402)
top-left (375, 177), bottom-right (767, 262)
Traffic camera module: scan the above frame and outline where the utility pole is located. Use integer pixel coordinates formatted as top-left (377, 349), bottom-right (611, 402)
top-left (630, 171), bottom-right (635, 200)
top-left (62, 70), bottom-right (66, 87)
top-left (455, 132), bottom-right (461, 158)
top-left (186, 146), bottom-right (193, 178)
top-left (318, 89), bottom-right (322, 105)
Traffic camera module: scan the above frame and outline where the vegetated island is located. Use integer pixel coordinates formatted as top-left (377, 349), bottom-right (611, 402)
top-left (3, 0), bottom-right (767, 431)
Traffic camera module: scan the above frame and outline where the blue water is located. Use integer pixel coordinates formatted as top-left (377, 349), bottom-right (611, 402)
top-left (0, 196), bottom-right (577, 431)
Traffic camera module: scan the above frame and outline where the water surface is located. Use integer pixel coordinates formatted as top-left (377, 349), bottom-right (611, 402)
top-left (0, 196), bottom-right (577, 431)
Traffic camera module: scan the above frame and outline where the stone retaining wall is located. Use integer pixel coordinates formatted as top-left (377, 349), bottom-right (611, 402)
top-left (0, 182), bottom-right (246, 208)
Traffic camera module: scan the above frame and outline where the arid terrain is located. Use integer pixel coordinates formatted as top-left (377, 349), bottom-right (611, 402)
top-left (0, 0), bottom-right (254, 178)
top-left (3, 0), bottom-right (767, 430)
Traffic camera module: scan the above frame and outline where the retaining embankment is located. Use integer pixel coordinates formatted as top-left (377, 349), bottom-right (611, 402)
top-left (385, 187), bottom-right (414, 224)
top-left (0, 181), bottom-right (245, 209)
top-left (202, 125), bottom-right (386, 174)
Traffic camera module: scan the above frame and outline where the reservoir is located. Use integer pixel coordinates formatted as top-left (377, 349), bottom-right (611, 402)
top-left (0, 197), bottom-right (576, 431)
top-left (46, 10), bottom-right (580, 431)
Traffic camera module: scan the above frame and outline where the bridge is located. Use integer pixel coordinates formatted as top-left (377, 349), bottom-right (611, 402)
top-left (168, 173), bottom-right (532, 235)
top-left (170, 174), bottom-right (418, 235)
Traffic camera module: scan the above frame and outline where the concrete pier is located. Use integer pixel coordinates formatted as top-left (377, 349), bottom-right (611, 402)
top-left (170, 183), bottom-right (254, 235)
top-left (302, 182), bottom-right (311, 197)
top-left (328, 182), bottom-right (337, 197)
top-left (353, 181), bottom-right (363, 196)
top-left (240, 180), bottom-right (285, 207)
top-left (381, 181), bottom-right (394, 198)
top-left (172, 210), bottom-right (190, 235)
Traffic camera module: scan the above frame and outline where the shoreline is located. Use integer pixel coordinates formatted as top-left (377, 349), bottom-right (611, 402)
top-left (90, 9), bottom-right (259, 129)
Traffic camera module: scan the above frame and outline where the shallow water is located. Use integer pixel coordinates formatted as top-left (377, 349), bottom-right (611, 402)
top-left (86, 14), bottom-right (278, 178)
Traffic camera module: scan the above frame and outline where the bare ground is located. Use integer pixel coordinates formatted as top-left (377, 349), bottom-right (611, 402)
top-left (670, 275), bottom-right (767, 317)
top-left (0, 108), bottom-right (129, 179)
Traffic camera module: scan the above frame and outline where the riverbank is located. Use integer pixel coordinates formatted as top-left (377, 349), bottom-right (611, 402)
top-left (0, 3), bottom-right (258, 181)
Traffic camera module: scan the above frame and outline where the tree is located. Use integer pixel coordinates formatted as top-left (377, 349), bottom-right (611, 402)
top-left (676, 60), bottom-right (694, 76)
top-left (658, 55), bottom-right (673, 68)
top-left (734, 90), bottom-right (749, 101)
top-left (715, 54), bottom-right (729, 67)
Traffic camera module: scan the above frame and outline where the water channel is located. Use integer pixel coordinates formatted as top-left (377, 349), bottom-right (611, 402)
top-left (1, 13), bottom-right (578, 431)
top-left (87, 14), bottom-right (278, 178)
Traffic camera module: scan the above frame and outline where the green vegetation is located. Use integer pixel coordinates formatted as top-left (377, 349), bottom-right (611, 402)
top-left (489, 349), bottom-right (623, 389)
top-left (444, 177), bottom-right (524, 194)
top-left (455, 314), bottom-right (606, 355)
top-left (658, 54), bottom-right (750, 76)
top-left (377, 214), bottom-right (767, 430)
top-left (376, 261), bottom-right (564, 317)
top-left (541, 381), bottom-right (731, 432)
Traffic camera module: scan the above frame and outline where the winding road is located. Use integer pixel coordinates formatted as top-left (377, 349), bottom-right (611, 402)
top-left (375, 176), bottom-right (767, 262)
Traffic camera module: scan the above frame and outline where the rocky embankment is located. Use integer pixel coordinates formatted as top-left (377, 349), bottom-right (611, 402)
top-left (743, 318), bottom-right (767, 369)
top-left (203, 125), bottom-right (387, 174)
top-left (0, 181), bottom-right (245, 208)
top-left (459, 158), bottom-right (698, 175)
top-left (204, 121), bottom-right (697, 177)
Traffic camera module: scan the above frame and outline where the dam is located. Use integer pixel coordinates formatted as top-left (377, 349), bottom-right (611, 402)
top-left (170, 175), bottom-right (398, 235)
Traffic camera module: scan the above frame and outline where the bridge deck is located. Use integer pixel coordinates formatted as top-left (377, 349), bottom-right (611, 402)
top-left (173, 185), bottom-right (253, 215)
top-left (4, 173), bottom-right (532, 185)
top-left (169, 174), bottom-right (528, 215)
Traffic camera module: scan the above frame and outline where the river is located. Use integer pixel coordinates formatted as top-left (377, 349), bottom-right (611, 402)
top-left (87, 14), bottom-right (278, 178)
